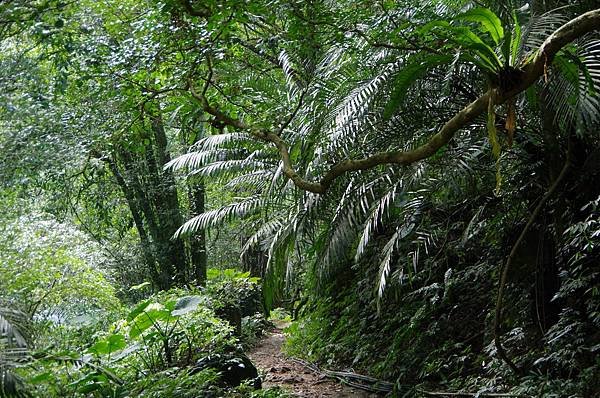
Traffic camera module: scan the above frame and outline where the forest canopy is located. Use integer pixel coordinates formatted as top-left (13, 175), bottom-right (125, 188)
top-left (1, 0), bottom-right (599, 397)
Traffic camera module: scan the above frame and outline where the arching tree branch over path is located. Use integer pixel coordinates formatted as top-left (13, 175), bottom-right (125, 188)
top-left (185, 8), bottom-right (600, 194)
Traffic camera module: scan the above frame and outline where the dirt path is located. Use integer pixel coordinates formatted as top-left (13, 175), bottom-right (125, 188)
top-left (248, 322), bottom-right (380, 398)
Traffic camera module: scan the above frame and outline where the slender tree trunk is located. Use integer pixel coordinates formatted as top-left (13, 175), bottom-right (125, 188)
top-left (188, 179), bottom-right (207, 285)
top-left (240, 240), bottom-right (268, 278)
top-left (185, 125), bottom-right (209, 285)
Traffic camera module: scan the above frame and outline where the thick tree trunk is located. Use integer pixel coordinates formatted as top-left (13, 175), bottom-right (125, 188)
top-left (148, 112), bottom-right (189, 285)
top-left (118, 149), bottom-right (174, 289)
top-left (143, 145), bottom-right (187, 285)
top-left (106, 156), bottom-right (163, 288)
top-left (106, 107), bottom-right (206, 289)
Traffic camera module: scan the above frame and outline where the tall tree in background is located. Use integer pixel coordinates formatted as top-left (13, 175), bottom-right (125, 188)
top-left (0, 0), bottom-right (211, 289)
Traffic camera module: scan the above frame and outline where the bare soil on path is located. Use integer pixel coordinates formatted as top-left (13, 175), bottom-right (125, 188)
top-left (248, 322), bottom-right (380, 398)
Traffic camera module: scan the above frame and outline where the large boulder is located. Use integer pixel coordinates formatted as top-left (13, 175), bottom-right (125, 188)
top-left (193, 352), bottom-right (261, 389)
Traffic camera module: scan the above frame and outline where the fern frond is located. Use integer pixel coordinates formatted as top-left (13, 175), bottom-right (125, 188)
top-left (241, 217), bottom-right (285, 255)
top-left (546, 35), bottom-right (600, 129)
top-left (377, 229), bottom-right (399, 298)
top-left (164, 150), bottom-right (222, 171)
top-left (384, 55), bottom-right (453, 120)
top-left (224, 170), bottom-right (274, 190)
top-left (189, 159), bottom-right (269, 179)
top-left (356, 179), bottom-right (403, 262)
top-left (375, 195), bottom-right (423, 297)
top-left (278, 50), bottom-right (303, 96)
top-left (0, 306), bottom-right (29, 398)
top-left (578, 37), bottom-right (600, 125)
top-left (0, 308), bottom-right (28, 349)
top-left (520, 10), bottom-right (568, 60)
top-left (327, 69), bottom-right (392, 151)
top-left (174, 196), bottom-right (264, 237)
top-left (191, 132), bottom-right (253, 151)
top-left (262, 210), bottom-right (302, 309)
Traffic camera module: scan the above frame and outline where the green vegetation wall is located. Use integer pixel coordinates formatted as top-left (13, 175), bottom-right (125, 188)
top-left (1, 0), bottom-right (600, 396)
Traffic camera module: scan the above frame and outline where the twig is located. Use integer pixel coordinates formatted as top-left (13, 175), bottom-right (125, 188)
top-left (289, 357), bottom-right (393, 393)
top-left (419, 390), bottom-right (521, 397)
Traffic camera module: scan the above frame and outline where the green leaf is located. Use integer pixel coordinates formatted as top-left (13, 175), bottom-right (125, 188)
top-left (487, 97), bottom-right (501, 159)
top-left (77, 382), bottom-right (102, 394)
top-left (451, 27), bottom-right (502, 71)
top-left (456, 7), bottom-right (504, 45)
top-left (502, 27), bottom-right (511, 67)
top-left (88, 341), bottom-right (109, 355)
top-left (418, 20), bottom-right (452, 36)
top-left (107, 334), bottom-right (126, 353)
top-left (487, 95), bottom-right (503, 194)
top-left (88, 334), bottom-right (126, 356)
top-left (144, 305), bottom-right (171, 322)
top-left (417, 20), bottom-right (502, 72)
top-left (207, 268), bottom-right (221, 280)
top-left (383, 55), bottom-right (453, 120)
top-left (554, 53), bottom-right (580, 86)
top-left (29, 372), bottom-right (53, 384)
top-left (510, 11), bottom-right (522, 65)
top-left (129, 315), bottom-right (154, 339)
top-left (556, 51), bottom-right (598, 97)
top-left (129, 303), bottom-right (170, 338)
top-left (172, 295), bottom-right (203, 316)
top-left (126, 299), bottom-right (151, 321)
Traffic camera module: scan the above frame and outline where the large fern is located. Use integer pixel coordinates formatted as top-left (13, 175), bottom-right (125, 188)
top-left (0, 306), bottom-right (30, 397)
top-left (169, 1), bottom-right (600, 310)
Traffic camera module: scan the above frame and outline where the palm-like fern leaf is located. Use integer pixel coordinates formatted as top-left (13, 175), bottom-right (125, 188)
top-left (190, 132), bottom-right (253, 151)
top-left (356, 177), bottom-right (403, 262)
top-left (164, 150), bottom-right (223, 171)
top-left (0, 308), bottom-right (27, 349)
top-left (174, 195), bottom-right (264, 237)
top-left (376, 195), bottom-right (424, 297)
top-left (546, 36), bottom-right (600, 128)
top-left (0, 306), bottom-right (30, 398)
top-left (519, 10), bottom-right (568, 60)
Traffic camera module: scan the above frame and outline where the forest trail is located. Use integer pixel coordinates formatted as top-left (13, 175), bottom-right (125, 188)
top-left (248, 322), bottom-right (380, 398)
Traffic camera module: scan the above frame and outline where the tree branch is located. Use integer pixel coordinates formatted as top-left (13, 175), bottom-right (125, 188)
top-left (179, 0), bottom-right (211, 18)
top-left (188, 9), bottom-right (600, 194)
top-left (493, 144), bottom-right (571, 375)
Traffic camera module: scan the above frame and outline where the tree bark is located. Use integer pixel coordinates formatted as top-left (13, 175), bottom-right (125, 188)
top-left (105, 156), bottom-right (162, 288)
top-left (188, 179), bottom-right (207, 285)
top-left (143, 134), bottom-right (188, 285)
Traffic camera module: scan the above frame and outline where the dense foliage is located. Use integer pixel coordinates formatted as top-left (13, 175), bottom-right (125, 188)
top-left (1, 0), bottom-right (599, 397)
